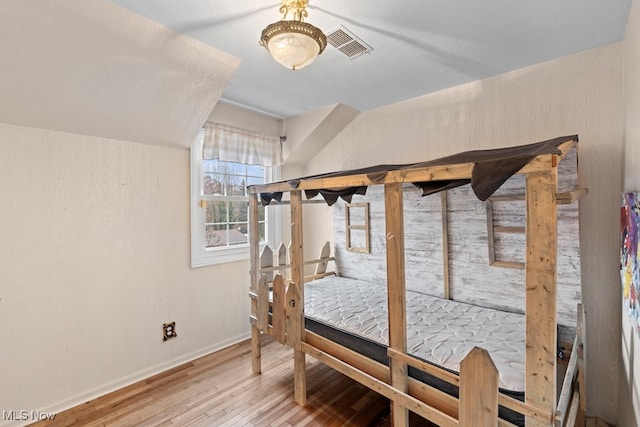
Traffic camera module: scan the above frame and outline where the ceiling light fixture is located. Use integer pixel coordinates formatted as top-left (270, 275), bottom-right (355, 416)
top-left (259, 0), bottom-right (327, 71)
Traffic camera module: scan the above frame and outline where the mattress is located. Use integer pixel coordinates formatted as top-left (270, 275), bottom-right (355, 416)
top-left (303, 275), bottom-right (526, 393)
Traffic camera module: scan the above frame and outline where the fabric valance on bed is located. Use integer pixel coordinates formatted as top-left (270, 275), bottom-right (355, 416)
top-left (257, 135), bottom-right (577, 206)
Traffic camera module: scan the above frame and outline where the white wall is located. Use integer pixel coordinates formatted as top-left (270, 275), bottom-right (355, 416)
top-left (304, 44), bottom-right (624, 423)
top-left (619, 0), bottom-right (640, 424)
top-left (0, 123), bottom-right (251, 424)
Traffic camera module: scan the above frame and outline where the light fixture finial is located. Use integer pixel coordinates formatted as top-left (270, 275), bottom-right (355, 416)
top-left (260, 0), bottom-right (327, 70)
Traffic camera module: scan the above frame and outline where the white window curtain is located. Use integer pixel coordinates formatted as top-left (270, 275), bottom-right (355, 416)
top-left (203, 122), bottom-right (282, 167)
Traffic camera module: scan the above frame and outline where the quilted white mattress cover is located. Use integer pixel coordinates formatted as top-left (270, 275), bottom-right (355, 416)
top-left (304, 275), bottom-right (526, 392)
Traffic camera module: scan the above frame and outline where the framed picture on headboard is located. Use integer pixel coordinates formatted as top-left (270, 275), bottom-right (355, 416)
top-left (621, 192), bottom-right (640, 337)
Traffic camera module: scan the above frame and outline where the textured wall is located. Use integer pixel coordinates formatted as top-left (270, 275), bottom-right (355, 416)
top-left (0, 123), bottom-right (251, 422)
top-left (304, 44), bottom-right (624, 422)
top-left (620, 0), bottom-right (640, 424)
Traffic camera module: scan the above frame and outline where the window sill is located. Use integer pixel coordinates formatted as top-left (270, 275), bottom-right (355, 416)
top-left (191, 245), bottom-right (250, 268)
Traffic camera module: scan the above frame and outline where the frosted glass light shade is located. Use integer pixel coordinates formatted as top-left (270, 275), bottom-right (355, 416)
top-left (260, 20), bottom-right (327, 71)
top-left (268, 32), bottom-right (320, 70)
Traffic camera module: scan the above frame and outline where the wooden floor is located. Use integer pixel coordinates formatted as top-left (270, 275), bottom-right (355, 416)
top-left (31, 337), bottom-right (435, 427)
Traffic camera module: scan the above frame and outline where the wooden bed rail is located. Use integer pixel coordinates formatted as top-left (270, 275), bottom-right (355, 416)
top-left (249, 241), bottom-right (336, 347)
top-left (258, 241), bottom-right (335, 278)
top-left (304, 331), bottom-right (539, 427)
top-left (387, 348), bottom-right (554, 425)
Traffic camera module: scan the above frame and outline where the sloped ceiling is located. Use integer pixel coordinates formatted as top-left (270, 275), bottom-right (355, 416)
top-left (0, 0), bottom-right (240, 148)
top-left (109, 0), bottom-right (633, 119)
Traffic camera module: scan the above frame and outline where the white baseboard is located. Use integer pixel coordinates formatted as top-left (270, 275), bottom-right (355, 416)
top-left (0, 332), bottom-right (251, 427)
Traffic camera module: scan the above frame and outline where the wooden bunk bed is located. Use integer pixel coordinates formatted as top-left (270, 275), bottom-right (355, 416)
top-left (247, 135), bottom-right (587, 427)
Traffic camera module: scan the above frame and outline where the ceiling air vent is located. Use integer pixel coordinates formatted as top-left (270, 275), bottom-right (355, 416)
top-left (325, 25), bottom-right (373, 60)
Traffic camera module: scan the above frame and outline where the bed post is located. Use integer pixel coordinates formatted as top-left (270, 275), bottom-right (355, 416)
top-left (384, 182), bottom-right (409, 427)
top-left (525, 161), bottom-right (558, 427)
top-left (249, 190), bottom-right (261, 374)
top-left (290, 189), bottom-right (307, 405)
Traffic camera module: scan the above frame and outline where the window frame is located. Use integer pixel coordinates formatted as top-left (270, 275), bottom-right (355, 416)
top-left (190, 131), bottom-right (280, 267)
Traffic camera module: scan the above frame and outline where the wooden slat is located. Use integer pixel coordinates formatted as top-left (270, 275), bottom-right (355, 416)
top-left (459, 347), bottom-right (499, 427)
top-left (489, 194), bottom-right (526, 202)
top-left (260, 245), bottom-right (274, 283)
top-left (272, 275), bottom-right (286, 344)
top-left (556, 188), bottom-right (588, 205)
top-left (490, 260), bottom-right (525, 269)
top-left (384, 182), bottom-right (409, 427)
top-left (315, 241), bottom-right (331, 274)
top-left (305, 330), bottom-right (390, 382)
top-left (305, 331), bottom-right (457, 419)
top-left (486, 187), bottom-right (586, 206)
top-left (290, 190), bottom-right (306, 406)
top-left (387, 348), bottom-right (459, 386)
top-left (300, 342), bottom-right (459, 427)
top-left (494, 226), bottom-right (526, 233)
top-left (499, 394), bottom-right (553, 425)
top-left (277, 242), bottom-right (288, 280)
top-left (304, 271), bottom-right (336, 283)
top-left (441, 191), bottom-right (451, 299)
top-left (486, 199), bottom-right (496, 265)
top-left (249, 193), bottom-right (260, 293)
top-left (348, 224), bottom-right (368, 230)
top-left (577, 303), bottom-right (587, 412)
top-left (525, 168), bottom-right (558, 427)
top-left (345, 202), bottom-right (352, 254)
top-left (285, 284), bottom-right (298, 348)
top-left (555, 333), bottom-right (580, 426)
top-left (565, 391), bottom-right (580, 427)
top-left (257, 275), bottom-right (269, 333)
top-left (258, 256), bottom-right (336, 273)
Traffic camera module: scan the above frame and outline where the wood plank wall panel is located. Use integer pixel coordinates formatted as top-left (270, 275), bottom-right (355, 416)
top-left (332, 147), bottom-right (581, 338)
top-left (334, 184), bottom-right (446, 298)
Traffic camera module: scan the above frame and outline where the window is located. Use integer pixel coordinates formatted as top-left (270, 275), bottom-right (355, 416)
top-left (191, 130), bottom-right (280, 267)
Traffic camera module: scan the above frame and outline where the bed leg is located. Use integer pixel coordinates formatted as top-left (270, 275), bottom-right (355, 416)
top-left (251, 324), bottom-right (261, 374)
top-left (293, 349), bottom-right (307, 405)
top-left (390, 393), bottom-right (409, 427)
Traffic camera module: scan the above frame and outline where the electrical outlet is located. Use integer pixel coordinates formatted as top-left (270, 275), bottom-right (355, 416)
top-left (163, 322), bottom-right (177, 341)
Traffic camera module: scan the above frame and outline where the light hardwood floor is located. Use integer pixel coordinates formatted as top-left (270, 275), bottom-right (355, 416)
top-left (30, 337), bottom-right (435, 427)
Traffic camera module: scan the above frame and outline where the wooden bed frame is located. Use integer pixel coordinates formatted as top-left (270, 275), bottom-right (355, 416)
top-left (247, 136), bottom-right (586, 427)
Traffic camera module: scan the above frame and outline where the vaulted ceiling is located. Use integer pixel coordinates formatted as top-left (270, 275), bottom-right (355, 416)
top-left (110, 0), bottom-right (633, 118)
top-left (0, 0), bottom-right (633, 149)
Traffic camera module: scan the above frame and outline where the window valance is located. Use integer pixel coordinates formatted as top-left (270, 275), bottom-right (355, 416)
top-left (203, 122), bottom-right (282, 167)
